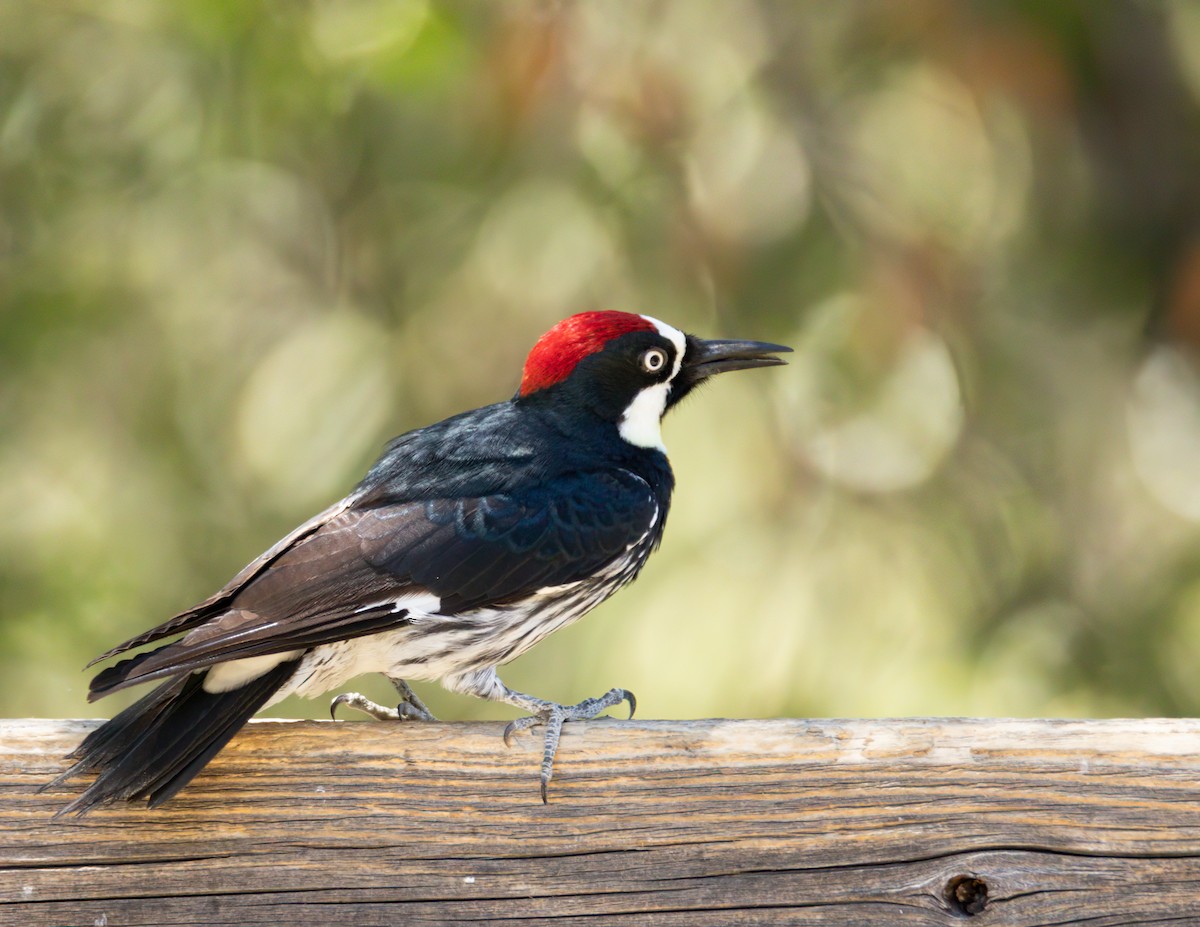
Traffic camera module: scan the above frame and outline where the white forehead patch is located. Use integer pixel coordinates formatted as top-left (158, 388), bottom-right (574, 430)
top-left (617, 315), bottom-right (688, 452)
top-left (641, 314), bottom-right (687, 379)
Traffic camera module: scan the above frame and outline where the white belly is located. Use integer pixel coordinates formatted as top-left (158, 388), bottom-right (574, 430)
top-left (265, 579), bottom-right (612, 705)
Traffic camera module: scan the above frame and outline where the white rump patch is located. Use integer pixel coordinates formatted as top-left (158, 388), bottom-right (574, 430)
top-left (205, 594), bottom-right (445, 697)
top-left (203, 651), bottom-right (302, 693)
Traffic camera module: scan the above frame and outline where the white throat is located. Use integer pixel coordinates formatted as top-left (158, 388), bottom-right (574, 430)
top-left (618, 315), bottom-right (686, 452)
top-left (619, 383), bottom-right (671, 451)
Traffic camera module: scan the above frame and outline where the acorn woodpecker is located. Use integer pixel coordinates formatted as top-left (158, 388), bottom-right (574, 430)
top-left (53, 311), bottom-right (789, 812)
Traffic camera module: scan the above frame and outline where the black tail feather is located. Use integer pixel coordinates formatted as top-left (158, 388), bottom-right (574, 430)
top-left (50, 659), bottom-right (299, 815)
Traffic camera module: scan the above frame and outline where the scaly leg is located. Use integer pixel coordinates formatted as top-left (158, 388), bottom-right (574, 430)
top-left (446, 668), bottom-right (635, 802)
top-left (330, 676), bottom-right (437, 722)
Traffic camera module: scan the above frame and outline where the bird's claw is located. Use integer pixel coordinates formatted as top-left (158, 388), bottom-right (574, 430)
top-left (502, 714), bottom-right (540, 747)
top-left (329, 691), bottom-right (436, 722)
top-left (501, 687), bottom-right (636, 803)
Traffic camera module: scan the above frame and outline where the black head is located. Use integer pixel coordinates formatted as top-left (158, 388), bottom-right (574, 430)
top-left (517, 311), bottom-right (791, 450)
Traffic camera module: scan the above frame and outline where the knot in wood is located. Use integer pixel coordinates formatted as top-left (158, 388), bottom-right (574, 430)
top-left (945, 874), bottom-right (988, 917)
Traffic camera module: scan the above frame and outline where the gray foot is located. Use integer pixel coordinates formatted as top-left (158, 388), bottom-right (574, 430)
top-left (330, 677), bottom-right (437, 722)
top-left (502, 687), bottom-right (636, 803)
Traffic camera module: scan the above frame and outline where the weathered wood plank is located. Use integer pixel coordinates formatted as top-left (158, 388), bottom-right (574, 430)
top-left (2, 718), bottom-right (1199, 926)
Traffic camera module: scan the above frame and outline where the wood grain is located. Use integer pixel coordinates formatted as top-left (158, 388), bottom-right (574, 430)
top-left (3, 717), bottom-right (1200, 926)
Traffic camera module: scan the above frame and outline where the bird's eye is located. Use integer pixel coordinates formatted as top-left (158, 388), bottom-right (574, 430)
top-left (640, 347), bottom-right (668, 374)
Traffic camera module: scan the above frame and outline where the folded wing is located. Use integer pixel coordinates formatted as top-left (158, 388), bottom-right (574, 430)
top-left (88, 469), bottom-right (658, 698)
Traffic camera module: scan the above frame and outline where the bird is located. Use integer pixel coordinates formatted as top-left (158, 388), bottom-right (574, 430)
top-left (51, 310), bottom-right (790, 813)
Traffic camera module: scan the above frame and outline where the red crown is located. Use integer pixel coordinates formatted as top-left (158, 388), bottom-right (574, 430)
top-left (519, 311), bottom-right (656, 396)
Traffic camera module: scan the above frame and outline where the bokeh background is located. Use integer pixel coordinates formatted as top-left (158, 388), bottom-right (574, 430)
top-left (4, 1), bottom-right (1200, 723)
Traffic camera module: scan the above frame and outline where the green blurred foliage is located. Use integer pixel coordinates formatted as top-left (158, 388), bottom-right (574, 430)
top-left (4, 1), bottom-right (1200, 722)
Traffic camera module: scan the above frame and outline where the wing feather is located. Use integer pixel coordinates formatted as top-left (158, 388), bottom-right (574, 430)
top-left (87, 496), bottom-right (356, 666)
top-left (89, 469), bottom-right (659, 697)
top-left (362, 469), bottom-right (658, 611)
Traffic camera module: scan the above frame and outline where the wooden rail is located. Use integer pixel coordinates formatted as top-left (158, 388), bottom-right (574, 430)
top-left (3, 717), bottom-right (1199, 925)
